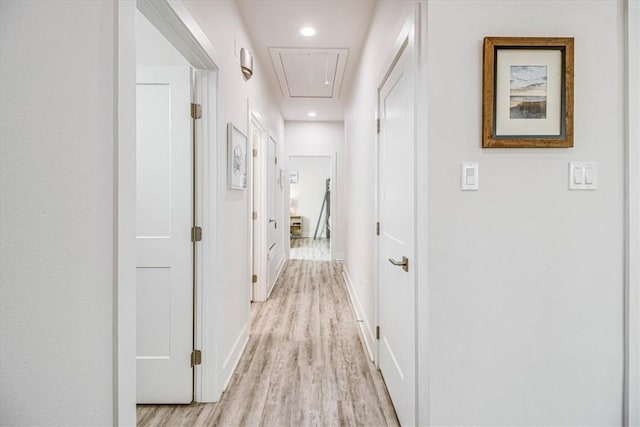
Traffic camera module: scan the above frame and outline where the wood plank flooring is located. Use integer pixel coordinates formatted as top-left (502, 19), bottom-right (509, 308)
top-left (290, 238), bottom-right (330, 261)
top-left (137, 260), bottom-right (399, 427)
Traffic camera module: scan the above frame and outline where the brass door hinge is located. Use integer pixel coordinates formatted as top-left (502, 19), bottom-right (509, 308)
top-left (191, 226), bottom-right (203, 242)
top-left (275, 157), bottom-right (278, 165)
top-left (376, 222), bottom-right (380, 236)
top-left (191, 349), bottom-right (202, 366)
top-left (376, 326), bottom-right (380, 340)
top-left (252, 212), bottom-right (258, 220)
top-left (376, 118), bottom-right (380, 134)
top-left (252, 274), bottom-right (258, 283)
top-left (191, 103), bottom-right (202, 119)
top-left (253, 149), bottom-right (258, 157)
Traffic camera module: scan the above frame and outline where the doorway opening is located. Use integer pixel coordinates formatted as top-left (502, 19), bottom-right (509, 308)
top-left (128, 0), bottom-right (219, 409)
top-left (288, 155), bottom-right (332, 261)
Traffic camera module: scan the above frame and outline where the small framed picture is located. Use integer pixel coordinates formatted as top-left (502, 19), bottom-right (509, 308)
top-left (482, 37), bottom-right (574, 148)
top-left (227, 122), bottom-right (247, 190)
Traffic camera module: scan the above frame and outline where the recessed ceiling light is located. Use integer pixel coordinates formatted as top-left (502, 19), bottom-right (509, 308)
top-left (300, 26), bottom-right (316, 37)
top-left (308, 112), bottom-right (317, 117)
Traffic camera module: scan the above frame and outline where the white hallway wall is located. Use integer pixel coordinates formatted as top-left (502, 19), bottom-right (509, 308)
top-left (0, 2), bottom-right (116, 425)
top-left (182, 0), bottom-right (286, 395)
top-left (285, 121), bottom-right (345, 259)
top-left (345, 0), bottom-right (627, 425)
top-left (426, 1), bottom-right (624, 424)
top-left (1, 1), bottom-right (286, 424)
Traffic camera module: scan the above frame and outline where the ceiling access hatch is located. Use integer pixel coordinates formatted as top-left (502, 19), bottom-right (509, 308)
top-left (270, 48), bottom-right (349, 99)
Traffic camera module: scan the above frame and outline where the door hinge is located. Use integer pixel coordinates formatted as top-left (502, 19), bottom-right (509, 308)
top-left (252, 274), bottom-right (258, 283)
top-left (376, 222), bottom-right (380, 236)
top-left (191, 103), bottom-right (202, 119)
top-left (191, 226), bottom-right (203, 242)
top-left (252, 212), bottom-right (258, 220)
top-left (191, 349), bottom-right (202, 366)
top-left (376, 326), bottom-right (380, 340)
top-left (275, 157), bottom-right (278, 165)
top-left (376, 118), bottom-right (380, 134)
top-left (253, 148), bottom-right (258, 157)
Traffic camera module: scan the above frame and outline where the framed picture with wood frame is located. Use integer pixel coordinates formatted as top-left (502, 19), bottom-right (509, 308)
top-left (482, 37), bottom-right (574, 148)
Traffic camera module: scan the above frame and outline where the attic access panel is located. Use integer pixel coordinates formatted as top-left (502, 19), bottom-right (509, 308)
top-left (270, 48), bottom-right (349, 99)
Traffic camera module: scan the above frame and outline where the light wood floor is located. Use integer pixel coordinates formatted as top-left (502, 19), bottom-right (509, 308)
top-left (137, 260), bottom-right (399, 427)
top-left (290, 237), bottom-right (330, 261)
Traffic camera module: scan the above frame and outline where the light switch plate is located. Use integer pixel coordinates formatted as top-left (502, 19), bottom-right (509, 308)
top-left (461, 162), bottom-right (479, 191)
top-left (569, 162), bottom-right (597, 190)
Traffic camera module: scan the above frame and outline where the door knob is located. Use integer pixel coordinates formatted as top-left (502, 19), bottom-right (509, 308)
top-left (388, 256), bottom-right (409, 272)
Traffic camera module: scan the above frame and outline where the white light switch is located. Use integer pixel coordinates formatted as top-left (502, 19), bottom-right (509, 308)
top-left (569, 162), bottom-right (597, 190)
top-left (573, 167), bottom-right (585, 184)
top-left (585, 166), bottom-right (595, 185)
top-left (461, 162), bottom-right (479, 191)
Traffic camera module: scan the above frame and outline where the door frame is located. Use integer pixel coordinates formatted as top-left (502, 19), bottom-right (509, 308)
top-left (265, 132), bottom-right (281, 294)
top-left (373, 4), bottom-right (426, 425)
top-left (624, 1), bottom-right (640, 425)
top-left (116, 0), bottom-right (220, 423)
top-left (249, 109), bottom-right (268, 302)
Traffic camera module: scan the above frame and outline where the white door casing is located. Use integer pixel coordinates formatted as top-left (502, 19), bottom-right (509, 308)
top-left (377, 37), bottom-right (416, 426)
top-left (136, 65), bottom-right (193, 404)
top-left (251, 113), bottom-right (268, 302)
top-left (267, 135), bottom-right (278, 263)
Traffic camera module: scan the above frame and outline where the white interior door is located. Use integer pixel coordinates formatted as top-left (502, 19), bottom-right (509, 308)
top-left (267, 136), bottom-right (278, 260)
top-left (136, 65), bottom-right (193, 404)
top-left (378, 40), bottom-right (416, 426)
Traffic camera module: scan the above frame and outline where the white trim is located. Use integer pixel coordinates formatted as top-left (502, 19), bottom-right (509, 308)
top-left (266, 255), bottom-right (287, 300)
top-left (342, 267), bottom-right (376, 361)
top-left (415, 3), bottom-right (430, 426)
top-left (137, 0), bottom-right (218, 69)
top-left (249, 109), bottom-right (269, 302)
top-left (221, 323), bottom-right (250, 390)
top-left (625, 1), bottom-right (640, 426)
top-left (115, 1), bottom-right (137, 425)
top-left (193, 69), bottom-right (219, 403)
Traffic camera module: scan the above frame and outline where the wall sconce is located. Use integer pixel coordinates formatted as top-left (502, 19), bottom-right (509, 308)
top-left (240, 48), bottom-right (253, 81)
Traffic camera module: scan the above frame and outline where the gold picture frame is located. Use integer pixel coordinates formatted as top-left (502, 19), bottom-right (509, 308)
top-left (482, 37), bottom-right (574, 148)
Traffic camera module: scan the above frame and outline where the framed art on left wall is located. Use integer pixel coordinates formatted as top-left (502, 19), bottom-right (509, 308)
top-left (227, 122), bottom-right (247, 189)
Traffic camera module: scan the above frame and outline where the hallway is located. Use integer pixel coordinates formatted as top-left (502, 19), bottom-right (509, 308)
top-left (137, 260), bottom-right (399, 426)
top-left (290, 238), bottom-right (330, 261)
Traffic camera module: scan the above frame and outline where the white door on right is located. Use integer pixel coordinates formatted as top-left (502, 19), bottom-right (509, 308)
top-left (378, 39), bottom-right (416, 426)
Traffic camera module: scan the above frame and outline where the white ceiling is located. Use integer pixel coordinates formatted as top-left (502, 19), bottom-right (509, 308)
top-left (236, 0), bottom-right (376, 121)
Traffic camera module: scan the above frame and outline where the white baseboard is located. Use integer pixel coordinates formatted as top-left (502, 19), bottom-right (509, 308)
top-left (267, 255), bottom-right (286, 299)
top-left (221, 322), bottom-right (249, 392)
top-left (342, 266), bottom-right (375, 362)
